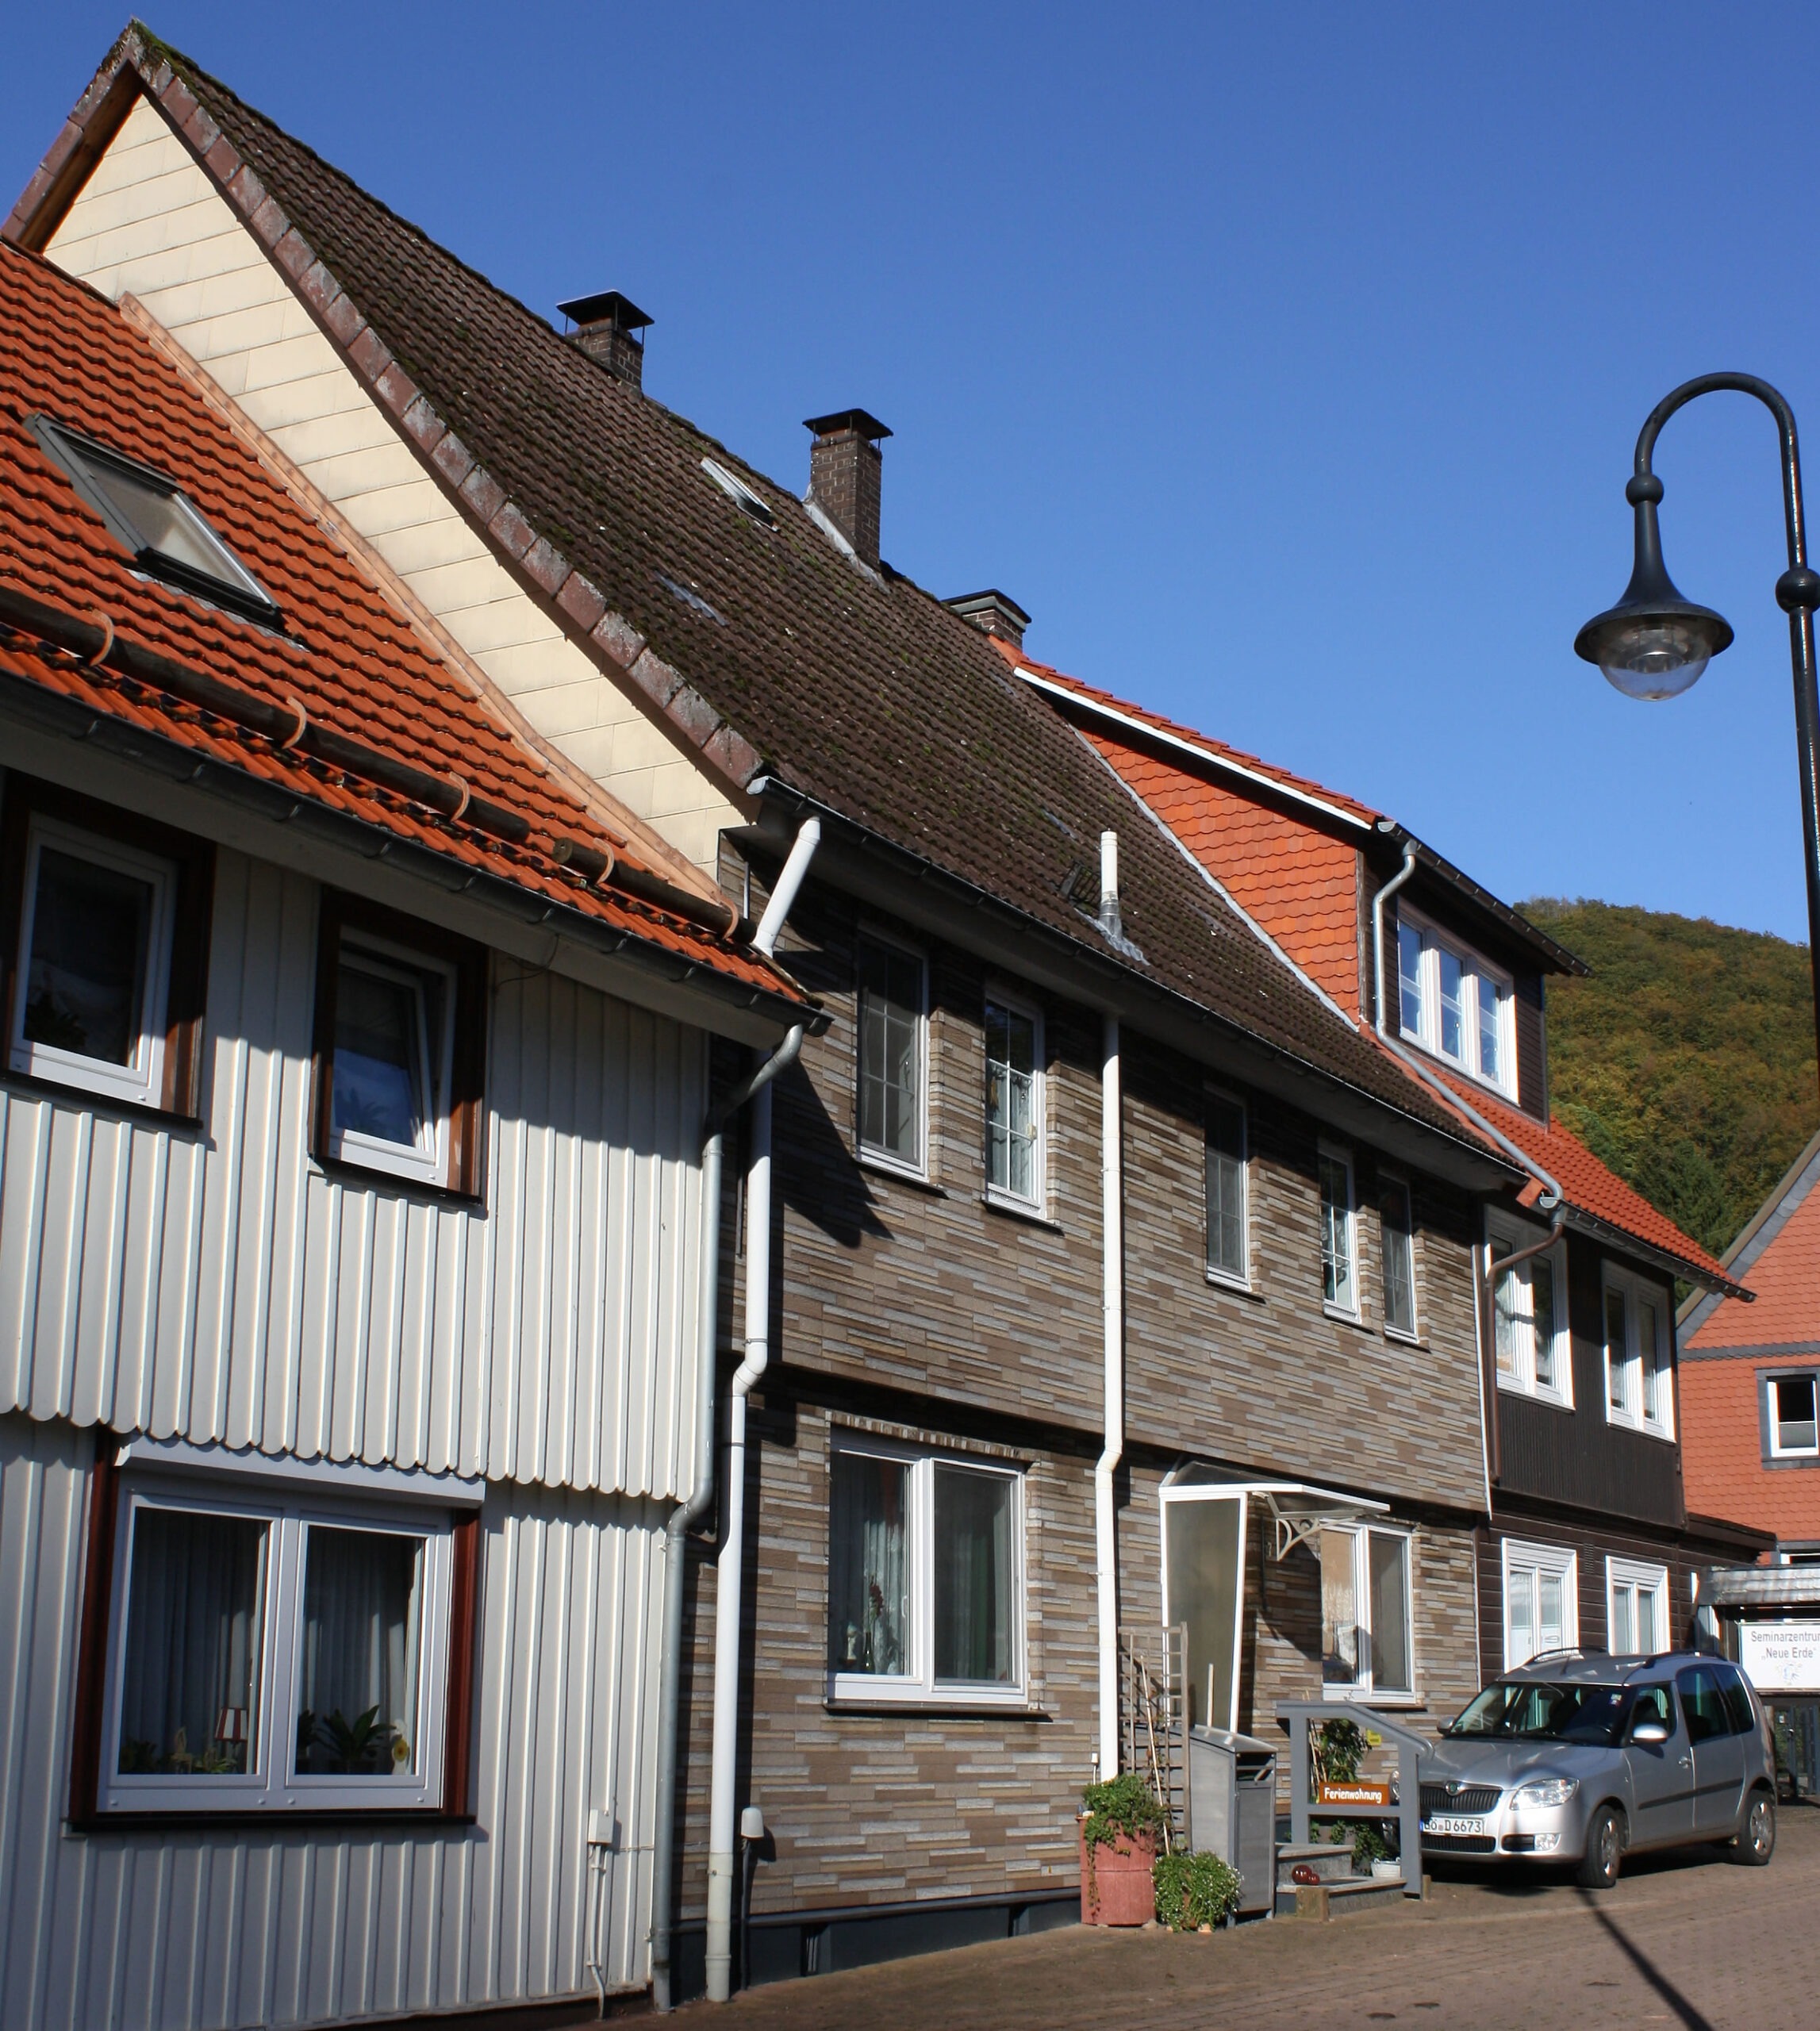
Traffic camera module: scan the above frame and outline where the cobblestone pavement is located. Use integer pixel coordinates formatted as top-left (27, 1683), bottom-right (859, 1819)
top-left (694, 1804), bottom-right (1820, 2030)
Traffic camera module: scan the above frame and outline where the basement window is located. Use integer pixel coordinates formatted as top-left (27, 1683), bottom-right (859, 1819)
top-left (29, 416), bottom-right (282, 628)
top-left (700, 456), bottom-right (774, 526)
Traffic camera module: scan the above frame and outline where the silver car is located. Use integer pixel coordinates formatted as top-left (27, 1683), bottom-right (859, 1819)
top-left (1420, 1650), bottom-right (1776, 1888)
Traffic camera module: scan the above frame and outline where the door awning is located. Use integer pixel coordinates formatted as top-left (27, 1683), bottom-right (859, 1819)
top-left (1161, 1465), bottom-right (1389, 1560)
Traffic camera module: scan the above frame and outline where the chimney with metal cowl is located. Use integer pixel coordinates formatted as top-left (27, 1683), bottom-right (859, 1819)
top-left (804, 409), bottom-right (891, 569)
top-left (946, 589), bottom-right (1031, 650)
top-left (558, 290), bottom-right (653, 390)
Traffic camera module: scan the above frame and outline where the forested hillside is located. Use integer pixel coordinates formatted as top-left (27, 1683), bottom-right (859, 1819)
top-left (1518, 899), bottom-right (1818, 1260)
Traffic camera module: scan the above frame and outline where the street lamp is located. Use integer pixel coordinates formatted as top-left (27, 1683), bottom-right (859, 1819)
top-left (1575, 374), bottom-right (1820, 1080)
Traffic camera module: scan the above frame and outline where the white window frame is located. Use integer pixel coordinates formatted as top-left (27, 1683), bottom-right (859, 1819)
top-left (1319, 1142), bottom-right (1359, 1320)
top-left (854, 930), bottom-right (930, 1181)
top-left (1378, 1170), bottom-right (1419, 1341)
top-left (1768, 1371), bottom-right (1820, 1459)
top-left (1395, 903), bottom-right (1517, 1099)
top-left (1319, 1522), bottom-right (1416, 1705)
top-left (328, 931), bottom-right (459, 1189)
top-left (982, 984), bottom-right (1045, 1215)
top-left (826, 1433), bottom-right (1027, 1707)
top-left (1501, 1538), bottom-right (1579, 1672)
top-left (1602, 1265), bottom-right (1674, 1440)
top-left (1606, 1556), bottom-right (1669, 1657)
top-left (98, 1477), bottom-right (452, 1814)
top-left (1204, 1086), bottom-right (1250, 1289)
top-left (1486, 1211), bottom-right (1572, 1408)
top-left (8, 813), bottom-right (176, 1110)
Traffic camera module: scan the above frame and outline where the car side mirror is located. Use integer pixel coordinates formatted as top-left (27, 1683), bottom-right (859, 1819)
top-left (1631, 1720), bottom-right (1669, 1745)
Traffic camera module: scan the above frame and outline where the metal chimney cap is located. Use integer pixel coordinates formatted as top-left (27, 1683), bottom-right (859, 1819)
top-left (803, 409), bottom-right (893, 443)
top-left (557, 290), bottom-right (653, 334)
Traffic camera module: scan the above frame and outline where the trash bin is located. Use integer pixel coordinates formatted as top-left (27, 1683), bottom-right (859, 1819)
top-left (1186, 1725), bottom-right (1277, 1915)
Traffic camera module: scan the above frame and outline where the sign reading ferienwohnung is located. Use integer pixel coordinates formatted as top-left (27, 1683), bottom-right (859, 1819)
top-left (1739, 1622), bottom-right (1820, 1694)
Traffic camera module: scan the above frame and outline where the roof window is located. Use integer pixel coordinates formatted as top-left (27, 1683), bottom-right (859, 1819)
top-left (29, 417), bottom-right (282, 628)
top-left (700, 456), bottom-right (774, 527)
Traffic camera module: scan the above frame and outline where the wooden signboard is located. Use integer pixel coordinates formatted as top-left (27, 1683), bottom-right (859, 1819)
top-left (1316, 1781), bottom-right (1391, 1807)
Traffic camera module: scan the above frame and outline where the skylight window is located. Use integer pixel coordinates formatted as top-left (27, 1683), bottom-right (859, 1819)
top-left (700, 456), bottom-right (774, 526)
top-left (29, 417), bottom-right (282, 628)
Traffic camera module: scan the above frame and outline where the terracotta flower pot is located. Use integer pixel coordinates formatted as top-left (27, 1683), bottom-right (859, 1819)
top-left (1078, 1823), bottom-right (1158, 1925)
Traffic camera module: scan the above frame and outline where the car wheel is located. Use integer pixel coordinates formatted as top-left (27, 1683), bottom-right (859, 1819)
top-left (1730, 1788), bottom-right (1776, 1867)
top-left (1576, 1805), bottom-right (1623, 1890)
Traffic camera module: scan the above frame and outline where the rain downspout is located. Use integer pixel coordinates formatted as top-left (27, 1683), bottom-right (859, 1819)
top-left (701, 818), bottom-right (820, 2004)
top-left (1096, 830), bottom-right (1126, 1779)
top-left (651, 820), bottom-right (820, 2014)
top-left (1369, 832), bottom-right (1567, 1485)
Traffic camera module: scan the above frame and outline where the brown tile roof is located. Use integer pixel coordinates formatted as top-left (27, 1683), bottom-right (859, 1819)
top-left (7, 27), bottom-right (1512, 1154)
top-left (0, 236), bottom-right (808, 1014)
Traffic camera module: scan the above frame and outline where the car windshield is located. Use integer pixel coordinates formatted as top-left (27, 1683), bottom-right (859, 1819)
top-left (1446, 1680), bottom-right (1629, 1745)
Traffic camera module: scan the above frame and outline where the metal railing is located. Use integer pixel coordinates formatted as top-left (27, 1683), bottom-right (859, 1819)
top-left (1276, 1700), bottom-right (1430, 1898)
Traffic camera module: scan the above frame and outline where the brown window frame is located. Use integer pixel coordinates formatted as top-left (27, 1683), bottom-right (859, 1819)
top-left (0, 774), bottom-right (214, 1120)
top-left (67, 1430), bottom-right (482, 1827)
top-left (311, 889), bottom-right (488, 1201)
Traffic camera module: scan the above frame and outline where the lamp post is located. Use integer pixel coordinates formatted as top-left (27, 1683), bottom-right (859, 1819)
top-left (1575, 374), bottom-right (1820, 1088)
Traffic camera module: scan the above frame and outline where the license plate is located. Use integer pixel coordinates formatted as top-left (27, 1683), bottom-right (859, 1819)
top-left (1422, 1815), bottom-right (1484, 1838)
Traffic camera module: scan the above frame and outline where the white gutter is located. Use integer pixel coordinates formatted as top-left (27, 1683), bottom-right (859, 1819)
top-left (703, 818), bottom-right (820, 2004)
top-left (1095, 830), bottom-right (1126, 1779)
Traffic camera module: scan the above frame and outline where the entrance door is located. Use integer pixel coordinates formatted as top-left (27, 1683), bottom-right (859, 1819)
top-left (1161, 1494), bottom-right (1247, 1732)
top-left (1623, 1684), bottom-right (1695, 1850)
top-left (1678, 1665), bottom-right (1747, 1834)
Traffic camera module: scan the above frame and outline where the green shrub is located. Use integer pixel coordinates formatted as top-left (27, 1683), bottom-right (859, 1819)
top-left (1153, 1850), bottom-right (1242, 1929)
top-left (1081, 1772), bottom-right (1166, 1854)
top-left (1311, 1816), bottom-right (1398, 1869)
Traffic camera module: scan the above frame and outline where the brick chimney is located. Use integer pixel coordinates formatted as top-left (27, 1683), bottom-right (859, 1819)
top-left (946, 589), bottom-right (1031, 650)
top-left (558, 291), bottom-right (652, 390)
top-left (804, 409), bottom-right (891, 568)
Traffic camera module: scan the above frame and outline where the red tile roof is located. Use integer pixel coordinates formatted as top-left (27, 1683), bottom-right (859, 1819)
top-left (0, 240), bottom-right (804, 1012)
top-left (1688, 1142), bottom-right (1820, 1352)
top-left (1680, 1358), bottom-right (1820, 1541)
top-left (1007, 646), bottom-right (1737, 1289)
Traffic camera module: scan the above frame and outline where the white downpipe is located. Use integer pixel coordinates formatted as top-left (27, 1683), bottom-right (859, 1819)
top-left (704, 818), bottom-right (820, 2003)
top-left (1096, 831), bottom-right (1125, 1778)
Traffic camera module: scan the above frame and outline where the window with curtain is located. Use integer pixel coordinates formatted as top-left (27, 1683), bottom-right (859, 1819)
top-left (1319, 1149), bottom-right (1357, 1315)
top-left (1603, 1269), bottom-right (1673, 1438)
top-left (1503, 1539), bottom-right (1576, 1671)
top-left (1205, 1095), bottom-right (1248, 1283)
top-left (1607, 1557), bottom-right (1667, 1657)
top-left (99, 1483), bottom-right (454, 1814)
top-left (1769, 1374), bottom-right (1820, 1457)
top-left (1319, 1524), bottom-right (1414, 1699)
top-left (1488, 1222), bottom-right (1569, 1404)
top-left (1380, 1177), bottom-right (1415, 1337)
top-left (827, 1439), bottom-right (1024, 1702)
top-left (984, 995), bottom-right (1042, 1207)
top-left (1395, 906), bottom-right (1515, 1096)
top-left (857, 939), bottom-right (926, 1172)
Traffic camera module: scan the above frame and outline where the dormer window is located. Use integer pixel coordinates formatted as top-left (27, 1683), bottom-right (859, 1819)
top-left (29, 417), bottom-right (282, 628)
top-left (1396, 905), bottom-right (1515, 1097)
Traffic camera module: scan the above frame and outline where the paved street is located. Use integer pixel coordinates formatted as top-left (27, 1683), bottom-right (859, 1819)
top-left (700, 1804), bottom-right (1820, 2030)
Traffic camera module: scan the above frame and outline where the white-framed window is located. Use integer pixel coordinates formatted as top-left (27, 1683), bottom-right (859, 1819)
top-left (98, 1480), bottom-right (452, 1813)
top-left (1603, 1267), bottom-right (1673, 1439)
top-left (1607, 1557), bottom-right (1669, 1657)
top-left (1768, 1373), bottom-right (1820, 1458)
top-left (826, 1434), bottom-right (1025, 1704)
top-left (1380, 1173), bottom-right (1417, 1338)
top-left (1396, 905), bottom-right (1515, 1097)
top-left (1488, 1215), bottom-right (1572, 1407)
top-left (1319, 1523), bottom-right (1414, 1701)
top-left (856, 935), bottom-right (927, 1177)
top-left (328, 931), bottom-right (459, 1188)
top-left (8, 813), bottom-right (176, 1110)
top-left (1205, 1090), bottom-right (1249, 1285)
top-left (983, 989), bottom-right (1043, 1210)
top-left (1502, 1538), bottom-right (1577, 1670)
top-left (1319, 1144), bottom-right (1357, 1317)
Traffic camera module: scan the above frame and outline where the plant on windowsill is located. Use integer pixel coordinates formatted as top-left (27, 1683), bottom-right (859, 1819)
top-left (1153, 1850), bottom-right (1242, 1932)
top-left (1079, 1773), bottom-right (1167, 1926)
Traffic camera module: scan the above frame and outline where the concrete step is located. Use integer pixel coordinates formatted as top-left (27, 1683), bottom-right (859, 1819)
top-left (1275, 1843), bottom-right (1357, 1887)
top-left (1281, 1874), bottom-right (1410, 1921)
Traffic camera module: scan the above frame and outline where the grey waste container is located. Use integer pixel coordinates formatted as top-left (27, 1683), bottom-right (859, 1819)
top-left (1186, 1725), bottom-right (1277, 1915)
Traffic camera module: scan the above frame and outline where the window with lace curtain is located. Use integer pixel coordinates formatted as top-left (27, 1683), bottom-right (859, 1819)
top-left (827, 1434), bottom-right (1026, 1703)
top-left (87, 1477), bottom-right (470, 1815)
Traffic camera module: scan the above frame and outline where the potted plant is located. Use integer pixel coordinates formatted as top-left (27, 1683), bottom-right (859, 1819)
top-left (1079, 1773), bottom-right (1166, 1925)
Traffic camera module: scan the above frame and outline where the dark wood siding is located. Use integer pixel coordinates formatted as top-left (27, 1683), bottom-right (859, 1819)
top-left (1493, 1234), bottom-right (1685, 1527)
top-left (1514, 972), bottom-right (1547, 1122)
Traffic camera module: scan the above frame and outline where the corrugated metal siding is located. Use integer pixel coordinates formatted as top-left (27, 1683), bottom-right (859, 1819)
top-left (0, 849), bottom-right (706, 1502)
top-left (0, 1414), bottom-right (668, 2029)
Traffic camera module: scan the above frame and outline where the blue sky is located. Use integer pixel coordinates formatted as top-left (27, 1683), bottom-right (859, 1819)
top-left (13, 5), bottom-right (1820, 939)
